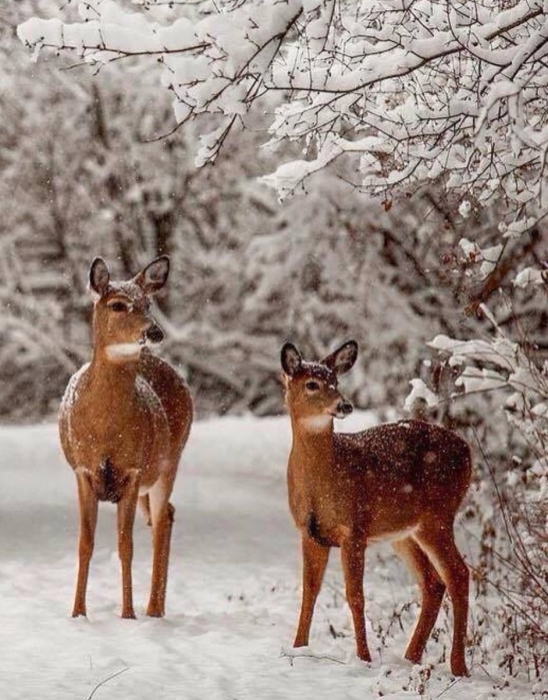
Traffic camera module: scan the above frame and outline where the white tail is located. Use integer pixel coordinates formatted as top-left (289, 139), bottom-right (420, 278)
top-left (281, 341), bottom-right (471, 676)
top-left (59, 256), bottom-right (193, 619)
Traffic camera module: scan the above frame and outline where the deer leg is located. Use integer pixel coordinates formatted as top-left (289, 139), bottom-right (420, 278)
top-left (139, 494), bottom-right (152, 526)
top-left (414, 526), bottom-right (469, 677)
top-left (146, 477), bottom-right (175, 617)
top-left (393, 536), bottom-right (446, 665)
top-left (294, 535), bottom-right (330, 648)
top-left (73, 468), bottom-right (98, 618)
top-left (117, 469), bottom-right (141, 619)
top-left (341, 541), bottom-right (370, 662)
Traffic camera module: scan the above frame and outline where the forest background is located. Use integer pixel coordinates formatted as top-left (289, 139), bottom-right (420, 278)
top-left (1, 0), bottom-right (547, 689)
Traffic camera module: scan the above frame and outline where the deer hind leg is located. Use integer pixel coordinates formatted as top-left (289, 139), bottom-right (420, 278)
top-left (413, 526), bottom-right (469, 677)
top-left (341, 541), bottom-right (371, 662)
top-left (392, 536), bottom-right (446, 665)
top-left (294, 535), bottom-right (330, 649)
top-left (146, 477), bottom-right (176, 618)
top-left (117, 469), bottom-right (141, 619)
top-left (73, 468), bottom-right (98, 618)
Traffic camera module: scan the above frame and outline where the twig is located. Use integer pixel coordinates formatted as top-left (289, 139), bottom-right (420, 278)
top-left (280, 648), bottom-right (346, 665)
top-left (436, 676), bottom-right (463, 698)
top-left (86, 667), bottom-right (130, 700)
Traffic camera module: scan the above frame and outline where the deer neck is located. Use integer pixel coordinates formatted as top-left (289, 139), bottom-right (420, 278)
top-left (289, 413), bottom-right (335, 473)
top-left (88, 346), bottom-right (141, 402)
top-left (287, 415), bottom-right (337, 530)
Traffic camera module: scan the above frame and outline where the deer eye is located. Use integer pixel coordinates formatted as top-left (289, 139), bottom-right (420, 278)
top-left (109, 301), bottom-right (129, 313)
top-left (305, 380), bottom-right (321, 392)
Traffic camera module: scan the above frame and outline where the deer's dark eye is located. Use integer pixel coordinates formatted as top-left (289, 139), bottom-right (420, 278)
top-left (305, 380), bottom-right (321, 392)
top-left (109, 301), bottom-right (128, 313)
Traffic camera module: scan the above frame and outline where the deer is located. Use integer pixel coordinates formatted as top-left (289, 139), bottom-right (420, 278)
top-left (59, 255), bottom-right (193, 620)
top-left (280, 340), bottom-right (472, 677)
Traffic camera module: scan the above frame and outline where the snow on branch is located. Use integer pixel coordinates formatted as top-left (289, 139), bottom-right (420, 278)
top-left (17, 0), bottom-right (548, 209)
top-left (423, 304), bottom-right (548, 462)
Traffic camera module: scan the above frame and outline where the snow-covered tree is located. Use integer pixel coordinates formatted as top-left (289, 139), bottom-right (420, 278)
top-left (16, 0), bottom-right (548, 224)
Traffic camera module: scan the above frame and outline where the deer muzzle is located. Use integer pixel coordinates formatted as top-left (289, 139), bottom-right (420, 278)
top-left (335, 400), bottom-right (353, 418)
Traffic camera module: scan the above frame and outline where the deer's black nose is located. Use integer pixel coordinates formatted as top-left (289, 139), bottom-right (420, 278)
top-left (146, 323), bottom-right (164, 344)
top-left (338, 401), bottom-right (353, 416)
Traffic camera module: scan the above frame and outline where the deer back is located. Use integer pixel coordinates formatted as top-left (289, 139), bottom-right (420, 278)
top-left (336, 420), bottom-right (471, 535)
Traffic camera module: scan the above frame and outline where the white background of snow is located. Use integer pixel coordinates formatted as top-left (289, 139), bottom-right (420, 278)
top-left (0, 413), bottom-right (536, 699)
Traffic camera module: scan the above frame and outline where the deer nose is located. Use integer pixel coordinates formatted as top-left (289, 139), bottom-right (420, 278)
top-left (338, 401), bottom-right (353, 416)
top-left (145, 323), bottom-right (164, 344)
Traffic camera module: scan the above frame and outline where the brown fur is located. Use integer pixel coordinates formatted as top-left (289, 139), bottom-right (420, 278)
top-left (59, 257), bottom-right (192, 619)
top-left (282, 341), bottom-right (471, 676)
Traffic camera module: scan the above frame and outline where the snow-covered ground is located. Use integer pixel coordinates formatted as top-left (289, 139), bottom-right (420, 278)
top-left (0, 413), bottom-right (538, 699)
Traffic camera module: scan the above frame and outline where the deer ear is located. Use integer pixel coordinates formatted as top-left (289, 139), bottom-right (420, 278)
top-left (281, 342), bottom-right (302, 377)
top-left (134, 255), bottom-right (170, 294)
top-left (89, 257), bottom-right (110, 298)
top-left (322, 340), bottom-right (358, 375)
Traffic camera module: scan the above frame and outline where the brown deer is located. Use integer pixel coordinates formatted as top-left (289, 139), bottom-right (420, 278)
top-left (281, 341), bottom-right (471, 676)
top-left (59, 256), bottom-right (192, 619)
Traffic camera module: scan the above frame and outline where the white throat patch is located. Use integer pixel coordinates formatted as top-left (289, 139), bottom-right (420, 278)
top-left (298, 415), bottom-right (333, 432)
top-left (105, 343), bottom-right (142, 361)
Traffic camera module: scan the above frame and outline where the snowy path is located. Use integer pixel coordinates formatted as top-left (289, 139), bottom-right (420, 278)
top-left (0, 415), bottom-right (535, 699)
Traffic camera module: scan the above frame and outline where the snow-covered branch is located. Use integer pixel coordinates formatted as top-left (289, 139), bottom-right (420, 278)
top-left (17, 0), bottom-right (548, 211)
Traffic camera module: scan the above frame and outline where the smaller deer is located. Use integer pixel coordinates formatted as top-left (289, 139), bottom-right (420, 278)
top-left (281, 341), bottom-right (471, 676)
top-left (59, 256), bottom-right (192, 619)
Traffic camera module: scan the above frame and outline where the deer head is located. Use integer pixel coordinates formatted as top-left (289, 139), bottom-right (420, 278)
top-left (89, 256), bottom-right (169, 362)
top-left (281, 341), bottom-right (358, 429)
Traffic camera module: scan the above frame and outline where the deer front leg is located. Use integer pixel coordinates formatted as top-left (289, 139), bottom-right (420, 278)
top-left (294, 534), bottom-right (330, 648)
top-left (146, 477), bottom-right (175, 617)
top-left (117, 469), bottom-right (141, 619)
top-left (341, 541), bottom-right (370, 662)
top-left (139, 494), bottom-right (152, 526)
top-left (73, 468), bottom-right (98, 618)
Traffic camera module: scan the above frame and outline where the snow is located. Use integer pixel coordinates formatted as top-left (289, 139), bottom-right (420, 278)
top-left (514, 266), bottom-right (545, 287)
top-left (404, 378), bottom-right (438, 412)
top-left (0, 414), bottom-right (538, 699)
